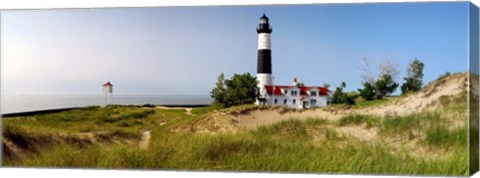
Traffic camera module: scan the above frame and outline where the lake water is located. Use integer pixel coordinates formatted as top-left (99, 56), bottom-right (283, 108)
top-left (1, 95), bottom-right (212, 114)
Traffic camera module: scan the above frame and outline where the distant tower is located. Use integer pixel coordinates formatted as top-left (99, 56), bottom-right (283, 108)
top-left (257, 13), bottom-right (273, 101)
top-left (102, 81), bottom-right (113, 106)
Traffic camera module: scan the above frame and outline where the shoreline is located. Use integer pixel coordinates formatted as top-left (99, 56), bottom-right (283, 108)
top-left (1, 104), bottom-right (211, 117)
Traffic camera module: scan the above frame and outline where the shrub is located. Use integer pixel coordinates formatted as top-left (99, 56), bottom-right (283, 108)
top-left (330, 82), bottom-right (354, 105)
top-left (358, 82), bottom-right (375, 100)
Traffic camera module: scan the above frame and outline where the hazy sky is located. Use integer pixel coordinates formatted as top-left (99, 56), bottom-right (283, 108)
top-left (1, 2), bottom-right (471, 95)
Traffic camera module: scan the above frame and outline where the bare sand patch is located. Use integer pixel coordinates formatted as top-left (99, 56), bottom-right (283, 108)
top-left (155, 106), bottom-right (193, 115)
top-left (235, 109), bottom-right (340, 129)
top-left (139, 130), bottom-right (151, 149)
top-left (334, 125), bottom-right (377, 141)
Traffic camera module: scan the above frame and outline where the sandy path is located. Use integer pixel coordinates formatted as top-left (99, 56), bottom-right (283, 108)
top-left (156, 106), bottom-right (193, 115)
top-left (139, 130), bottom-right (151, 149)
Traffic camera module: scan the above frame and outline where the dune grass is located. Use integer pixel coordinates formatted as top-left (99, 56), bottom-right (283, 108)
top-left (191, 105), bottom-right (221, 116)
top-left (425, 125), bottom-right (467, 147)
top-left (2, 106), bottom-right (157, 135)
top-left (2, 105), bottom-right (191, 162)
top-left (353, 98), bottom-right (391, 108)
top-left (3, 112), bottom-right (469, 176)
top-left (338, 114), bottom-right (378, 128)
top-left (2, 103), bottom-right (470, 176)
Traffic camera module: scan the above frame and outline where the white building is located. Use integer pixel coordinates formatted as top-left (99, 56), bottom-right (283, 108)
top-left (259, 78), bottom-right (329, 109)
top-left (102, 81), bottom-right (113, 105)
top-left (255, 14), bottom-right (330, 109)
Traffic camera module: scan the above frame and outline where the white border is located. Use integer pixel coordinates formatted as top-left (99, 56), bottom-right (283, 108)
top-left (0, 0), bottom-right (479, 178)
top-left (0, 0), bottom-right (476, 10)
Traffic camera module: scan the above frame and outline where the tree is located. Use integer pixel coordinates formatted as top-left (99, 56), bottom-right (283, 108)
top-left (377, 58), bottom-right (400, 81)
top-left (357, 82), bottom-right (375, 100)
top-left (330, 82), bottom-right (354, 105)
top-left (210, 73), bottom-right (258, 107)
top-left (323, 83), bottom-right (331, 90)
top-left (401, 58), bottom-right (424, 94)
top-left (374, 74), bottom-right (399, 99)
top-left (360, 56), bottom-right (400, 99)
top-left (360, 57), bottom-right (400, 85)
top-left (210, 73), bottom-right (226, 106)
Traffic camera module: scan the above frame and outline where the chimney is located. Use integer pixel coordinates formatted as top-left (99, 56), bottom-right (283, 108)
top-left (293, 78), bottom-right (298, 86)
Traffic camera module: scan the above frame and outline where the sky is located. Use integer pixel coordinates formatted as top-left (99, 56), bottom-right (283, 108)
top-left (0, 2), bottom-right (471, 95)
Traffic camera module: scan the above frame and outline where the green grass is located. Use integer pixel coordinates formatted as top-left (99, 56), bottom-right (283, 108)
top-left (438, 91), bottom-right (468, 113)
top-left (2, 105), bottom-right (469, 176)
top-left (325, 128), bottom-right (339, 141)
top-left (2, 105), bottom-right (192, 159)
top-left (425, 125), bottom-right (467, 147)
top-left (2, 105), bottom-right (179, 135)
top-left (380, 113), bottom-right (444, 136)
top-left (4, 116), bottom-right (469, 176)
top-left (191, 105), bottom-right (221, 115)
top-left (338, 114), bottom-right (378, 128)
top-left (353, 97), bottom-right (393, 108)
top-left (253, 119), bottom-right (311, 142)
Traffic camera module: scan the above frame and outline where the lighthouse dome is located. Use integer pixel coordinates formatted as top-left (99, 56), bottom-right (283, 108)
top-left (257, 13), bottom-right (272, 33)
top-left (260, 13), bottom-right (269, 23)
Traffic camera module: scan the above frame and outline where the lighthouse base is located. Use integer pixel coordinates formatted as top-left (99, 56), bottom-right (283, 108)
top-left (256, 73), bottom-right (272, 105)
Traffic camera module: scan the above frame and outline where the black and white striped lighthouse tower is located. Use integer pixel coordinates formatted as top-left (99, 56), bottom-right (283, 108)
top-left (256, 13), bottom-right (273, 100)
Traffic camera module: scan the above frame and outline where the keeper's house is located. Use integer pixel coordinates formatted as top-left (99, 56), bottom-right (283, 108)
top-left (254, 14), bottom-right (330, 109)
top-left (260, 78), bottom-right (329, 109)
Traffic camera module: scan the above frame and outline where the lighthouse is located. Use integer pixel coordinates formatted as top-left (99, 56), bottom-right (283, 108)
top-left (254, 14), bottom-right (330, 108)
top-left (256, 13), bottom-right (273, 102)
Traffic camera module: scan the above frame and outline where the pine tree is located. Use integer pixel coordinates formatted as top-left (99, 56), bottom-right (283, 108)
top-left (358, 82), bottom-right (375, 100)
top-left (374, 74), bottom-right (399, 99)
top-left (401, 58), bottom-right (424, 94)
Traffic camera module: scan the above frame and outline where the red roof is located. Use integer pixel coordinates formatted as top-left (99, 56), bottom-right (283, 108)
top-left (103, 81), bottom-right (113, 86)
top-left (264, 85), bottom-right (330, 96)
top-left (264, 85), bottom-right (290, 95)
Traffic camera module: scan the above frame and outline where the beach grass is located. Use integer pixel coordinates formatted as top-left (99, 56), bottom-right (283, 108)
top-left (3, 113), bottom-right (468, 176)
top-left (2, 103), bottom-right (469, 176)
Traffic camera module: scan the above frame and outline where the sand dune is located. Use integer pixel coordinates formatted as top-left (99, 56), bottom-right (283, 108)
top-left (190, 72), bottom-right (474, 133)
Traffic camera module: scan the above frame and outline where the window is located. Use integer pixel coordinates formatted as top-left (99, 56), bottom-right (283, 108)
top-left (274, 99), bottom-right (278, 104)
top-left (284, 89), bottom-right (288, 94)
top-left (291, 90), bottom-right (298, 96)
top-left (293, 99), bottom-right (296, 105)
top-left (311, 99), bottom-right (317, 106)
top-left (311, 91), bottom-right (317, 96)
top-left (284, 99), bottom-right (287, 105)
